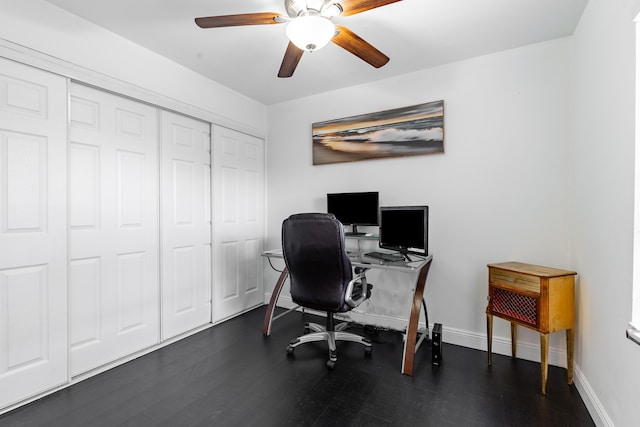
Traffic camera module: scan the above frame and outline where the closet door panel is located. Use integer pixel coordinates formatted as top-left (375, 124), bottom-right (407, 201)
top-left (213, 126), bottom-right (264, 322)
top-left (160, 111), bottom-right (211, 340)
top-left (0, 58), bottom-right (67, 409)
top-left (68, 84), bottom-right (159, 376)
top-left (68, 257), bottom-right (101, 348)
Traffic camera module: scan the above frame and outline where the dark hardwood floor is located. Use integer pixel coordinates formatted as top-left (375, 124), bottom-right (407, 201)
top-left (0, 306), bottom-right (594, 426)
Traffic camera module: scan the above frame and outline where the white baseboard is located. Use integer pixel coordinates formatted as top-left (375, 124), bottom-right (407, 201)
top-left (573, 364), bottom-right (613, 427)
top-left (444, 325), bottom-right (569, 368)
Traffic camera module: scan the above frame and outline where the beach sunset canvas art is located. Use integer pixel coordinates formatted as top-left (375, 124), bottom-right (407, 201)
top-left (312, 100), bottom-right (444, 165)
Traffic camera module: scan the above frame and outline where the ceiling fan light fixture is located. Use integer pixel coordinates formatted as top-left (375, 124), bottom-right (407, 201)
top-left (322, 3), bottom-right (343, 18)
top-left (286, 0), bottom-right (308, 17)
top-left (286, 15), bottom-right (335, 52)
top-left (306, 0), bottom-right (328, 13)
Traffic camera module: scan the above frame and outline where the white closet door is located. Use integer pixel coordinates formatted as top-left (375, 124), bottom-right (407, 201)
top-left (212, 125), bottom-right (264, 322)
top-left (0, 58), bottom-right (68, 408)
top-left (160, 111), bottom-right (211, 340)
top-left (68, 84), bottom-right (159, 376)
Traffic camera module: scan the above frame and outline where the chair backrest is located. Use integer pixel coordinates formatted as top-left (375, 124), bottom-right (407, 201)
top-left (281, 213), bottom-right (353, 313)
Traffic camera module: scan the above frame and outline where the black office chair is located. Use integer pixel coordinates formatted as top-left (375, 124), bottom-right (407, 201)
top-left (281, 213), bottom-right (373, 369)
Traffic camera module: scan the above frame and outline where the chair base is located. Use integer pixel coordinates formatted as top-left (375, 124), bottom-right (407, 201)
top-left (286, 316), bottom-right (372, 369)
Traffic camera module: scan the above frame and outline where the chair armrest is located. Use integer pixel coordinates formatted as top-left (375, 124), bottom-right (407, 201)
top-left (345, 269), bottom-right (372, 308)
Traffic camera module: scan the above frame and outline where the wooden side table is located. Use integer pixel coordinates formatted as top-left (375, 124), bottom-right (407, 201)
top-left (486, 262), bottom-right (576, 395)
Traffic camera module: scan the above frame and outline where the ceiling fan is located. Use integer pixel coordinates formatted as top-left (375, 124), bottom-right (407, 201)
top-left (195, 0), bottom-right (402, 78)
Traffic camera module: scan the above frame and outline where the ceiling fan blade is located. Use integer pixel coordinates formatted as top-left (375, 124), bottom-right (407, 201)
top-left (338, 0), bottom-right (402, 17)
top-left (195, 12), bottom-right (283, 28)
top-left (332, 25), bottom-right (389, 68)
top-left (278, 42), bottom-right (304, 78)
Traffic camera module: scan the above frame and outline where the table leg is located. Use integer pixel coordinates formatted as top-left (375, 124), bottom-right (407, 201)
top-left (487, 313), bottom-right (493, 365)
top-left (540, 333), bottom-right (549, 395)
top-left (262, 267), bottom-right (289, 336)
top-left (511, 322), bottom-right (517, 358)
top-left (402, 259), bottom-right (433, 375)
top-left (566, 328), bottom-right (574, 385)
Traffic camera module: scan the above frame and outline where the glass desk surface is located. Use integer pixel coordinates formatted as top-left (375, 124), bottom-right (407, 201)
top-left (262, 248), bottom-right (431, 272)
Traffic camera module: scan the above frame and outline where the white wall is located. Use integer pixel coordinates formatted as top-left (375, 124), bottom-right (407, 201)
top-left (571, 0), bottom-right (640, 425)
top-left (267, 38), bottom-right (574, 361)
top-left (0, 0), bottom-right (267, 135)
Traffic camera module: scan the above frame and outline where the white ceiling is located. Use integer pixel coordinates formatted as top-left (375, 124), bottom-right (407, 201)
top-left (45, 0), bottom-right (588, 105)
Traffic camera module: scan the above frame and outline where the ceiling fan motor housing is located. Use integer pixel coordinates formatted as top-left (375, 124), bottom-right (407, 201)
top-left (285, 0), bottom-right (343, 18)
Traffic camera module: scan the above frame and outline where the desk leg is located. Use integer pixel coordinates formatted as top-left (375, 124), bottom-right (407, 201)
top-left (566, 328), bottom-right (574, 385)
top-left (262, 267), bottom-right (289, 336)
top-left (402, 259), bottom-right (433, 375)
top-left (540, 333), bottom-right (549, 395)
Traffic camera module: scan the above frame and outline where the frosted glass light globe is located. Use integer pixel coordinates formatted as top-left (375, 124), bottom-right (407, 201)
top-left (286, 15), bottom-right (335, 52)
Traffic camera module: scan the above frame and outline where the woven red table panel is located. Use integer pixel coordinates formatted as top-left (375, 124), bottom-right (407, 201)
top-left (491, 288), bottom-right (537, 326)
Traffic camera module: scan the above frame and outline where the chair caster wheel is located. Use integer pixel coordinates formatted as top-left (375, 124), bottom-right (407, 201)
top-left (365, 347), bottom-right (372, 357)
top-left (286, 346), bottom-right (295, 356)
top-left (326, 360), bottom-right (336, 370)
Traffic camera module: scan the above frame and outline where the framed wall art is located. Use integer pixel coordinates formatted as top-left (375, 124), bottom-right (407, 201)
top-left (312, 100), bottom-right (444, 165)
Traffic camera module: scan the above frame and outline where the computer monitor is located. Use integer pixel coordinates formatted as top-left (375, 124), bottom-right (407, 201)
top-left (379, 206), bottom-right (429, 256)
top-left (326, 191), bottom-right (379, 235)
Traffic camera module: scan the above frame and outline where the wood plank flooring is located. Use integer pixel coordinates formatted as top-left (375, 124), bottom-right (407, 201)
top-left (0, 306), bottom-right (594, 426)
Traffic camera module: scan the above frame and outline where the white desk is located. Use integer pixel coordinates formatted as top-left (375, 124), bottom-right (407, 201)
top-left (262, 249), bottom-right (433, 376)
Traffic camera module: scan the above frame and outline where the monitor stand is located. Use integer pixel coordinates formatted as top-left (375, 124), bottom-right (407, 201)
top-left (344, 224), bottom-right (366, 236)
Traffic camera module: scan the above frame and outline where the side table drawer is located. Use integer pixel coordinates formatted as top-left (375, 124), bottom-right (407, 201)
top-left (489, 287), bottom-right (539, 327)
top-left (489, 268), bottom-right (540, 293)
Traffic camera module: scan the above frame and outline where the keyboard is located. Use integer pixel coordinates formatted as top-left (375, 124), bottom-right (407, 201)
top-left (364, 251), bottom-right (404, 262)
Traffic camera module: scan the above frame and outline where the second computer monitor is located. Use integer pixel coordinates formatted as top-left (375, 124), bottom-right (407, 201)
top-left (379, 206), bottom-right (429, 256)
